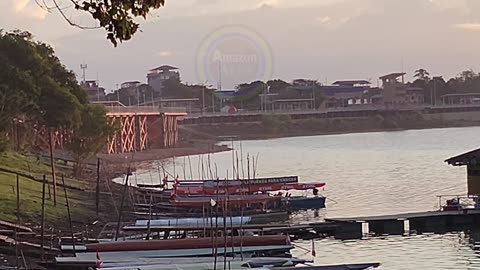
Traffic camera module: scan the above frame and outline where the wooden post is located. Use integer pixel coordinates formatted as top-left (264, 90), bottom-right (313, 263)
top-left (47, 181), bottom-right (51, 200)
top-left (115, 169), bottom-right (130, 241)
top-left (14, 227), bottom-right (18, 270)
top-left (16, 174), bottom-right (20, 221)
top-left (15, 174), bottom-right (20, 269)
top-left (62, 174), bottom-right (76, 255)
top-left (48, 130), bottom-right (57, 206)
top-left (96, 158), bottom-right (101, 216)
top-left (40, 175), bottom-right (46, 260)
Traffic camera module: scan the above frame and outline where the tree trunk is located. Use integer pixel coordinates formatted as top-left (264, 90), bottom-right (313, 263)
top-left (48, 129), bottom-right (57, 206)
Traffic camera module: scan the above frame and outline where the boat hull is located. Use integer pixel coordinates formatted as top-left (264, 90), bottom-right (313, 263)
top-left (86, 235), bottom-right (289, 252)
top-left (287, 196), bottom-right (326, 210)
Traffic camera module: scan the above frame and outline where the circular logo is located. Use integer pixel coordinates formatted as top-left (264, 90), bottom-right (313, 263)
top-left (196, 25), bottom-right (273, 90)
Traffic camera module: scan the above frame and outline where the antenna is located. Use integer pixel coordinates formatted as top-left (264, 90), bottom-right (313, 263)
top-left (80, 63), bottom-right (88, 83)
top-left (218, 62), bottom-right (222, 91)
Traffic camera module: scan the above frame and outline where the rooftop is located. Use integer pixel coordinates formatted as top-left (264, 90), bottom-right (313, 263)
top-left (273, 98), bottom-right (314, 103)
top-left (445, 148), bottom-right (480, 166)
top-left (332, 80), bottom-right (371, 86)
top-left (149, 65), bottom-right (179, 72)
top-left (379, 72), bottom-right (406, 80)
top-left (441, 93), bottom-right (480, 98)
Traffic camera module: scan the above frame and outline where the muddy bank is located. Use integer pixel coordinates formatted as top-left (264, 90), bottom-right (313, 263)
top-left (98, 143), bottom-right (230, 164)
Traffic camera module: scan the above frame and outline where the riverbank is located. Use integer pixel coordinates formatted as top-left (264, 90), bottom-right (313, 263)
top-left (181, 112), bottom-right (480, 141)
top-left (98, 142), bottom-right (230, 164)
top-left (0, 152), bottom-right (130, 240)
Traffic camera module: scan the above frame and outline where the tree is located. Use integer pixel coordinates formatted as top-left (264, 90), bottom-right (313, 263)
top-left (267, 79), bottom-right (291, 93)
top-left (39, 0), bottom-right (166, 46)
top-left (414, 68), bottom-right (430, 81)
top-left (67, 104), bottom-right (115, 176)
top-left (233, 81), bottom-right (265, 105)
top-left (0, 30), bottom-right (115, 201)
top-left (459, 69), bottom-right (476, 82)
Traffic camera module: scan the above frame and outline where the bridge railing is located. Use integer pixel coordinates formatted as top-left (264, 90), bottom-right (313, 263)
top-left (104, 105), bottom-right (188, 115)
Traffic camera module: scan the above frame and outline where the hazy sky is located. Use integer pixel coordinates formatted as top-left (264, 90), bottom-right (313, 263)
top-left (2, 0), bottom-right (480, 91)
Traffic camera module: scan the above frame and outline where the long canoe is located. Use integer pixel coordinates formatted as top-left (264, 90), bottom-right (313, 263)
top-left (85, 235), bottom-right (290, 252)
top-left (170, 194), bottom-right (281, 206)
top-left (134, 216), bottom-right (251, 227)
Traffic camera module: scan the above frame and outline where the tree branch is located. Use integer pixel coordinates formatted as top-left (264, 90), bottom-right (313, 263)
top-left (49, 0), bottom-right (101, 30)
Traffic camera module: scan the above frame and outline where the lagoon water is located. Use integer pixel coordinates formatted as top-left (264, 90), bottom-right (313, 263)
top-left (130, 127), bottom-right (480, 269)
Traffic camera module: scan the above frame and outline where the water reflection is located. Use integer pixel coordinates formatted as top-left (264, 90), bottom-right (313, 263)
top-left (294, 229), bottom-right (480, 269)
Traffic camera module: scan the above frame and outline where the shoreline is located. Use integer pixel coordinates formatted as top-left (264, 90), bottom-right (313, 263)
top-left (98, 143), bottom-right (231, 164)
top-left (219, 124), bottom-right (480, 141)
top-left (183, 114), bottom-right (480, 143)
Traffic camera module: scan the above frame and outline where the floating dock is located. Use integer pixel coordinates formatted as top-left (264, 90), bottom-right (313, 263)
top-left (121, 209), bottom-right (480, 240)
top-left (323, 209), bottom-right (480, 239)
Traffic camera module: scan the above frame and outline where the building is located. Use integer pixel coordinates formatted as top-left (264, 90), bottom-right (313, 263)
top-left (322, 80), bottom-right (371, 108)
top-left (446, 148), bottom-right (480, 198)
top-left (105, 81), bottom-right (145, 106)
top-left (380, 72), bottom-right (407, 106)
top-left (380, 73), bottom-right (425, 106)
top-left (441, 93), bottom-right (480, 105)
top-left (272, 99), bottom-right (312, 111)
top-left (81, 80), bottom-right (106, 101)
top-left (141, 98), bottom-right (200, 113)
top-left (405, 87), bottom-right (425, 105)
top-left (147, 65), bottom-right (180, 96)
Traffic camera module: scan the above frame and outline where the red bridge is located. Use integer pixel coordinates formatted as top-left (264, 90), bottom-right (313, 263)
top-left (30, 103), bottom-right (187, 155)
top-left (104, 105), bottom-right (186, 154)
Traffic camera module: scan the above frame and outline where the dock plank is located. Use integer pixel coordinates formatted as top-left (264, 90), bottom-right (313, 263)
top-left (325, 209), bottom-right (480, 222)
top-left (0, 220), bottom-right (33, 232)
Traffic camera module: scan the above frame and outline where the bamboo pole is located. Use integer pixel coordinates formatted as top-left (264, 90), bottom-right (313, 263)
top-left (96, 158), bottom-right (101, 216)
top-left (62, 175), bottom-right (76, 255)
top-left (48, 130), bottom-right (57, 206)
top-left (115, 170), bottom-right (131, 241)
top-left (40, 175), bottom-right (46, 260)
top-left (16, 174), bottom-right (20, 221)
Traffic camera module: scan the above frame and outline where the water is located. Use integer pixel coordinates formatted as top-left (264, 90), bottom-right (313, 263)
top-left (129, 126), bottom-right (480, 269)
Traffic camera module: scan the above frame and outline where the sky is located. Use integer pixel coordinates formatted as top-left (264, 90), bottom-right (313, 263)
top-left (2, 0), bottom-right (480, 91)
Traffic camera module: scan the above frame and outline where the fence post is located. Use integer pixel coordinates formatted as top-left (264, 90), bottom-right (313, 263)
top-left (40, 175), bottom-right (46, 260)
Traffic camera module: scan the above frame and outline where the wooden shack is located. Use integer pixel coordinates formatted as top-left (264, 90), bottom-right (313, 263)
top-left (446, 148), bottom-right (480, 196)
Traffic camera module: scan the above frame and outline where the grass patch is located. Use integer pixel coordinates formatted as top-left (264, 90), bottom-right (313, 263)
top-left (0, 152), bottom-right (101, 228)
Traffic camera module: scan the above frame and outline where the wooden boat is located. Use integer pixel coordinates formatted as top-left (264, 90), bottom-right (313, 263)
top-left (55, 256), bottom-right (380, 270)
top-left (134, 216), bottom-right (251, 227)
top-left (80, 258), bottom-right (312, 270)
top-left (275, 263), bottom-right (381, 270)
top-left (171, 194), bottom-right (282, 206)
top-left (57, 245), bottom-right (294, 265)
top-left (85, 235), bottom-right (290, 252)
top-left (173, 176), bottom-right (325, 196)
top-left (285, 196), bottom-right (326, 210)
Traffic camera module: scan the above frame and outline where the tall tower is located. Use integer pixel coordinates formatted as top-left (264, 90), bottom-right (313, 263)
top-left (80, 63), bottom-right (88, 83)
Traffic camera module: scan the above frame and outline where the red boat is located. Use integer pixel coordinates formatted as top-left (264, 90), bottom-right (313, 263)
top-left (85, 235), bottom-right (290, 252)
top-left (172, 176), bottom-right (325, 196)
top-left (170, 194), bottom-right (283, 206)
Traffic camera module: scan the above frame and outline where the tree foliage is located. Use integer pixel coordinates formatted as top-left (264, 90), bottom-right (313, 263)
top-left (43, 0), bottom-right (166, 46)
top-left (414, 68), bottom-right (430, 81)
top-left (0, 30), bottom-right (114, 170)
top-left (67, 104), bottom-right (115, 175)
top-left (410, 68), bottom-right (480, 104)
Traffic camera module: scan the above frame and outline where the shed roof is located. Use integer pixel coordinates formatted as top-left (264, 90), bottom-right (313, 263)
top-left (149, 65), bottom-right (179, 71)
top-left (441, 93), bottom-right (480, 98)
top-left (445, 148), bottom-right (480, 166)
top-left (379, 73), bottom-right (406, 80)
top-left (332, 80), bottom-right (371, 86)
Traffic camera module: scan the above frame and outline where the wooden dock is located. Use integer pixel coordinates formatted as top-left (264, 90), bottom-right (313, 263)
top-left (323, 209), bottom-right (480, 239)
top-left (120, 209), bottom-right (480, 241)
